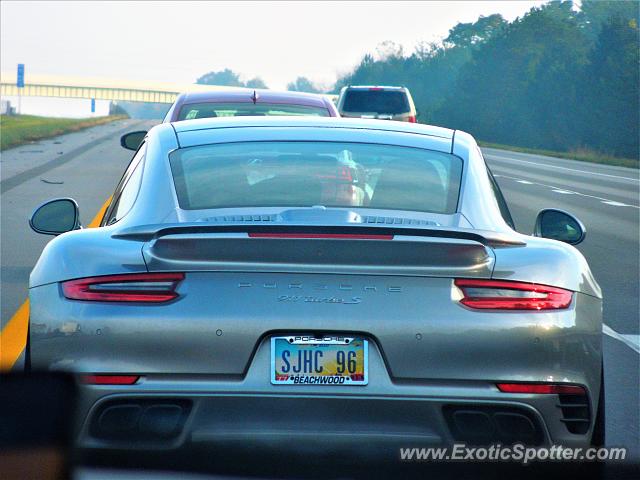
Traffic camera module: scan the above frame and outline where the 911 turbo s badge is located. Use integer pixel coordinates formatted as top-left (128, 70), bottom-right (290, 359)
top-left (238, 281), bottom-right (403, 305)
top-left (277, 295), bottom-right (362, 305)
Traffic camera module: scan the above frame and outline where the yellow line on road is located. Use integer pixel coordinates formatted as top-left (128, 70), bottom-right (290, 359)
top-left (0, 300), bottom-right (30, 370)
top-left (87, 196), bottom-right (112, 228)
top-left (0, 196), bottom-right (112, 370)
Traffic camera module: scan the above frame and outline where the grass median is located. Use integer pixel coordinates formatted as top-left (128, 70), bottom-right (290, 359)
top-left (478, 141), bottom-right (639, 169)
top-left (0, 114), bottom-right (129, 151)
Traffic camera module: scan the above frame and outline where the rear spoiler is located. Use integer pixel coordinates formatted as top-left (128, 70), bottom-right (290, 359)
top-left (112, 223), bottom-right (526, 248)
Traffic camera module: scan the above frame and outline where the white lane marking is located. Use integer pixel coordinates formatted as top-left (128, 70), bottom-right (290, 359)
top-left (517, 180), bottom-right (533, 184)
top-left (603, 325), bottom-right (640, 354)
top-left (552, 189), bottom-right (574, 194)
top-left (601, 200), bottom-right (632, 207)
top-left (486, 153), bottom-right (640, 182)
top-left (496, 174), bottom-right (640, 208)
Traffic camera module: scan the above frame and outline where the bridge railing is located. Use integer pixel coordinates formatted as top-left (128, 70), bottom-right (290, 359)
top-left (0, 83), bottom-right (179, 103)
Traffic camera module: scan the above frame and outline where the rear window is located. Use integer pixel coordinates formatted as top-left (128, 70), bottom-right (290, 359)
top-left (178, 103), bottom-right (330, 120)
top-left (342, 90), bottom-right (410, 114)
top-left (169, 142), bottom-right (462, 214)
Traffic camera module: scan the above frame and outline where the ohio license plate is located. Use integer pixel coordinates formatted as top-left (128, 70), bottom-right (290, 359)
top-left (271, 335), bottom-right (368, 385)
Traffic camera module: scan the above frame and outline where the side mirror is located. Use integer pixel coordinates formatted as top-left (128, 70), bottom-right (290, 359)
top-left (120, 131), bottom-right (147, 151)
top-left (29, 198), bottom-right (81, 235)
top-left (534, 208), bottom-right (586, 245)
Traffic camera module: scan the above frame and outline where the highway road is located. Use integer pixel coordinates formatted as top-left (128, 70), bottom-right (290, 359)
top-left (1, 119), bottom-right (155, 327)
top-left (0, 123), bottom-right (638, 461)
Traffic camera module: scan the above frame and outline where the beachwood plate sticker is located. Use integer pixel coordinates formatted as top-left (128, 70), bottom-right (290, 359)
top-left (271, 335), bottom-right (368, 385)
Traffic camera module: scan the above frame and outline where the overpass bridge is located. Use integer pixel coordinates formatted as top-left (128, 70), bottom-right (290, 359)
top-left (0, 73), bottom-right (246, 104)
top-left (0, 73), bottom-right (338, 119)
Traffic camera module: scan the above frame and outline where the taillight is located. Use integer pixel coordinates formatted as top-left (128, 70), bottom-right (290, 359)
top-left (496, 383), bottom-right (586, 395)
top-left (81, 375), bottom-right (140, 385)
top-left (454, 279), bottom-right (572, 310)
top-left (62, 273), bottom-right (184, 303)
top-left (408, 115), bottom-right (417, 123)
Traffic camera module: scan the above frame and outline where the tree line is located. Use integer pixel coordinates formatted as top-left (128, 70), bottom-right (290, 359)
top-left (195, 1), bottom-right (638, 160)
top-left (334, 1), bottom-right (639, 160)
top-left (196, 69), bottom-right (268, 89)
top-left (196, 68), bottom-right (323, 94)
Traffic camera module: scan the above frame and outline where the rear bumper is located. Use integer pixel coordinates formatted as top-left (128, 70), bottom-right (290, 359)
top-left (75, 337), bottom-right (600, 454)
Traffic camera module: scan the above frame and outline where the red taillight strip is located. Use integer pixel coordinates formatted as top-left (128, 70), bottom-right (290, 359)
top-left (62, 273), bottom-right (184, 303)
top-left (248, 233), bottom-right (393, 240)
top-left (81, 375), bottom-right (140, 385)
top-left (497, 383), bottom-right (586, 395)
top-left (454, 279), bottom-right (573, 310)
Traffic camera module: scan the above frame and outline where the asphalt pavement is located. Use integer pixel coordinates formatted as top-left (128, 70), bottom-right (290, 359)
top-left (0, 119), bottom-right (154, 327)
top-left (0, 125), bottom-right (637, 460)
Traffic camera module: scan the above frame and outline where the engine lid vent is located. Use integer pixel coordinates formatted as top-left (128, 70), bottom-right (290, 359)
top-left (200, 214), bottom-right (279, 223)
top-left (362, 215), bottom-right (439, 226)
top-left (198, 211), bottom-right (440, 227)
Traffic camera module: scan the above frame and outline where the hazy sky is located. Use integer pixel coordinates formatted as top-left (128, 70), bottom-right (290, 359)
top-left (1, 1), bottom-right (545, 90)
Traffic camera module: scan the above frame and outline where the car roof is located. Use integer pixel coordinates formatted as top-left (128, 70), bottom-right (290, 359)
top-left (176, 89), bottom-right (331, 108)
top-left (343, 85), bottom-right (407, 91)
top-left (170, 115), bottom-right (453, 139)
top-left (165, 117), bottom-right (455, 155)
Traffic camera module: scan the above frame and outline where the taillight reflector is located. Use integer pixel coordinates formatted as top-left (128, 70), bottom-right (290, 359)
top-left (408, 115), bottom-right (417, 123)
top-left (248, 233), bottom-right (393, 240)
top-left (62, 273), bottom-right (184, 303)
top-left (496, 383), bottom-right (586, 395)
top-left (454, 279), bottom-right (572, 310)
top-left (81, 375), bottom-right (140, 385)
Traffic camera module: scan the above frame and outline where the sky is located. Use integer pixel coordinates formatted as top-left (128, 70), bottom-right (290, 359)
top-left (1, 1), bottom-right (545, 90)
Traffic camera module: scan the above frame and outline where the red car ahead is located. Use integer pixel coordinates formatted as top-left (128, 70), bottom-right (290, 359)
top-left (163, 89), bottom-right (339, 122)
top-left (121, 89), bottom-right (339, 151)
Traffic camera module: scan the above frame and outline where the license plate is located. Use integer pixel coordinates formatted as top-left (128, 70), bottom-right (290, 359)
top-left (271, 335), bottom-right (368, 385)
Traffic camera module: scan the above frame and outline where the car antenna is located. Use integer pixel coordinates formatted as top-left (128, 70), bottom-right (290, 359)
top-left (251, 90), bottom-right (259, 104)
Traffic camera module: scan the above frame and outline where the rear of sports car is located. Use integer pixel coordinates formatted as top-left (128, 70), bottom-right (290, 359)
top-left (27, 120), bottom-right (603, 465)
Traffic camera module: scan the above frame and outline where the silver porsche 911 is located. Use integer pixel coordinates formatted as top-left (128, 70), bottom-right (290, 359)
top-left (28, 117), bottom-right (603, 458)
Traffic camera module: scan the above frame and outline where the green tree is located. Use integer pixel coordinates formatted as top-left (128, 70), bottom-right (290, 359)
top-left (331, 1), bottom-right (638, 161)
top-left (196, 68), bottom-right (244, 87)
top-left (439, 2), bottom-right (589, 151)
top-left (580, 0), bottom-right (640, 42)
top-left (583, 14), bottom-right (639, 157)
top-left (444, 14), bottom-right (507, 48)
top-left (245, 77), bottom-right (268, 89)
top-left (287, 77), bottom-right (321, 93)
top-left (334, 15), bottom-right (507, 122)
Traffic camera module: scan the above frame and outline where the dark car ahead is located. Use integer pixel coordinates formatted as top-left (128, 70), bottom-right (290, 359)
top-left (163, 88), bottom-right (339, 122)
top-left (337, 85), bottom-right (417, 123)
